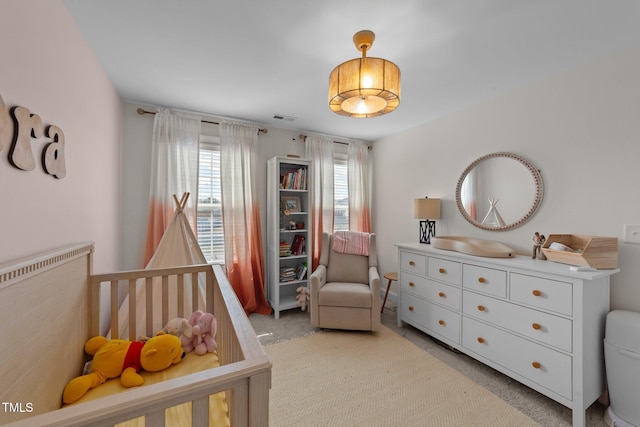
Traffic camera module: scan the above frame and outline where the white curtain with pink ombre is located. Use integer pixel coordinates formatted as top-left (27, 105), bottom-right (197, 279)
top-left (348, 140), bottom-right (372, 232)
top-left (305, 134), bottom-right (334, 270)
top-left (220, 121), bottom-right (271, 315)
top-left (461, 168), bottom-right (478, 220)
top-left (143, 110), bottom-right (201, 266)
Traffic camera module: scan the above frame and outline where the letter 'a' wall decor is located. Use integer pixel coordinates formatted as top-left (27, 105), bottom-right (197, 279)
top-left (0, 94), bottom-right (66, 179)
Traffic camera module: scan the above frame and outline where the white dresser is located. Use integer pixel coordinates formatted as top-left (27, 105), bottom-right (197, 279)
top-left (396, 243), bottom-right (619, 427)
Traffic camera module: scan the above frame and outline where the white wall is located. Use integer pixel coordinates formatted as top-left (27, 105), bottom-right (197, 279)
top-left (373, 43), bottom-right (640, 312)
top-left (0, 0), bottom-right (122, 273)
top-left (121, 103), bottom-right (154, 269)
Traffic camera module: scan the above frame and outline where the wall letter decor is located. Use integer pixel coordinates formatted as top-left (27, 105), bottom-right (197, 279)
top-left (42, 124), bottom-right (66, 179)
top-left (0, 94), bottom-right (66, 179)
top-left (9, 105), bottom-right (44, 171)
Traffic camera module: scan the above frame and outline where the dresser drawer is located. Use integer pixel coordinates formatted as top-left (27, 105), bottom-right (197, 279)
top-left (462, 317), bottom-right (572, 399)
top-left (400, 296), bottom-right (460, 344)
top-left (426, 280), bottom-right (460, 311)
top-left (400, 271), bottom-right (428, 297)
top-left (428, 257), bottom-right (461, 285)
top-left (462, 264), bottom-right (507, 297)
top-left (510, 273), bottom-right (573, 316)
top-left (400, 251), bottom-right (426, 276)
top-left (401, 273), bottom-right (460, 311)
top-left (463, 291), bottom-right (572, 352)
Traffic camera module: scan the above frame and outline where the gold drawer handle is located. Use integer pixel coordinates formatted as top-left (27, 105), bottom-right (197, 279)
top-left (478, 277), bottom-right (486, 283)
top-left (409, 282), bottom-right (415, 287)
top-left (532, 323), bottom-right (541, 330)
top-left (409, 306), bottom-right (414, 312)
top-left (438, 292), bottom-right (445, 298)
top-left (532, 289), bottom-right (542, 297)
top-left (532, 361), bottom-right (541, 369)
top-left (409, 261), bottom-right (415, 266)
top-left (438, 320), bottom-right (445, 326)
top-left (438, 268), bottom-right (446, 274)
top-left (477, 337), bottom-right (485, 344)
top-left (477, 305), bottom-right (485, 311)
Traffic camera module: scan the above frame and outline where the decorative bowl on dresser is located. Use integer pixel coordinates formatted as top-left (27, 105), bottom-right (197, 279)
top-left (396, 242), bottom-right (619, 427)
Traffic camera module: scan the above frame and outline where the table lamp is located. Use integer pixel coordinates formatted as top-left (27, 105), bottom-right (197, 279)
top-left (414, 197), bottom-right (441, 244)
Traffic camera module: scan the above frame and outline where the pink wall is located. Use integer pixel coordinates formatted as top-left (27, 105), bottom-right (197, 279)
top-left (0, 0), bottom-right (122, 272)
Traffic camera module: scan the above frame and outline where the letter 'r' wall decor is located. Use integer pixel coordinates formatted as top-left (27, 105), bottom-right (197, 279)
top-left (0, 94), bottom-right (66, 179)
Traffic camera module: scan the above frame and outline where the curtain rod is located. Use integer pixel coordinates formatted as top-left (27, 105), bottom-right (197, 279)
top-left (298, 134), bottom-right (372, 150)
top-left (136, 108), bottom-right (268, 134)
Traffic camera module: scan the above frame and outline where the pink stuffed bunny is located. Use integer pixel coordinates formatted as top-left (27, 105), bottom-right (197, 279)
top-left (188, 310), bottom-right (217, 355)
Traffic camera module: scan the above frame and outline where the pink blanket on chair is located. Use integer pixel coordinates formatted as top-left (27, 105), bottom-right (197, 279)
top-left (332, 231), bottom-right (369, 256)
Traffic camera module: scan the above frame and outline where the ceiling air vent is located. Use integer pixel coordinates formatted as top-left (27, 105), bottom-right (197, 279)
top-left (273, 114), bottom-right (296, 121)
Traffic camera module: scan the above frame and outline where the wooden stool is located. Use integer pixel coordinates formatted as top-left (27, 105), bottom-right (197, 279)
top-left (381, 272), bottom-right (397, 313)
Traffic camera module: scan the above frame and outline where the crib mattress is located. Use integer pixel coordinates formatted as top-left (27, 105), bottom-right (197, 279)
top-left (65, 351), bottom-right (229, 426)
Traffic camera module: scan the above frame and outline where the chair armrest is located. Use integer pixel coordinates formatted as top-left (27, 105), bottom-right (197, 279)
top-left (310, 265), bottom-right (327, 296)
top-left (309, 265), bottom-right (327, 328)
top-left (369, 266), bottom-right (381, 295)
top-left (369, 266), bottom-right (382, 330)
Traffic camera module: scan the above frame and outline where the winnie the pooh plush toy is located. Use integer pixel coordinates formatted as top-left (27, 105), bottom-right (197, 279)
top-left (62, 333), bottom-right (185, 404)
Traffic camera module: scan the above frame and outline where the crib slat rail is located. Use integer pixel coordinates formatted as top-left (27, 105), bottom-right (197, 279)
top-left (3, 251), bottom-right (271, 427)
top-left (90, 264), bottom-right (217, 340)
top-left (10, 361), bottom-right (270, 427)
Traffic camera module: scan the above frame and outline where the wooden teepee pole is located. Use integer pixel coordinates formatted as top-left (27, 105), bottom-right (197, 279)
top-left (173, 192), bottom-right (190, 213)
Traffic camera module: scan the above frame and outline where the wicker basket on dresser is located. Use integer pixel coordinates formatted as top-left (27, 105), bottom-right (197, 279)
top-left (396, 243), bottom-right (619, 427)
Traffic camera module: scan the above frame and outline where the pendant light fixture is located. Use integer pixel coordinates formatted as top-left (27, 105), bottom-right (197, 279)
top-left (328, 30), bottom-right (401, 118)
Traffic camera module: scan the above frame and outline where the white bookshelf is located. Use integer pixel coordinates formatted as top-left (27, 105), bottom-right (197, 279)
top-left (266, 156), bottom-right (312, 319)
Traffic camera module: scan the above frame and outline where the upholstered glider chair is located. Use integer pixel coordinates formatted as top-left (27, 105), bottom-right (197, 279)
top-left (310, 231), bottom-right (381, 331)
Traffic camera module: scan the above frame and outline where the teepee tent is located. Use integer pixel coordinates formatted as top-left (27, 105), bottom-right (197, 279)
top-left (114, 193), bottom-right (209, 339)
top-left (146, 193), bottom-right (207, 268)
top-left (481, 197), bottom-right (506, 227)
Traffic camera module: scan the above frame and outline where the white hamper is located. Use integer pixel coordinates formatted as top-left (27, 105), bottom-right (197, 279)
top-left (604, 310), bottom-right (640, 427)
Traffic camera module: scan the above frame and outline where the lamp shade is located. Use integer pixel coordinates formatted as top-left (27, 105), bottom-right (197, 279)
top-left (328, 30), bottom-right (400, 118)
top-left (329, 57), bottom-right (400, 117)
top-left (414, 198), bottom-right (441, 219)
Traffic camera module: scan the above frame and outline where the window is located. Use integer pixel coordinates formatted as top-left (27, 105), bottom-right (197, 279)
top-left (197, 142), bottom-right (349, 259)
top-left (334, 155), bottom-right (349, 231)
top-left (197, 137), bottom-right (224, 263)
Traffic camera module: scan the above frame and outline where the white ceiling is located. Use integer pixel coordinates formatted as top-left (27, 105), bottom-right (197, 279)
top-left (64, 0), bottom-right (640, 142)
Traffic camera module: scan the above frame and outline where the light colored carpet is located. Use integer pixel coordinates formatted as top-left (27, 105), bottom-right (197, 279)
top-left (252, 305), bottom-right (609, 426)
top-left (265, 325), bottom-right (539, 427)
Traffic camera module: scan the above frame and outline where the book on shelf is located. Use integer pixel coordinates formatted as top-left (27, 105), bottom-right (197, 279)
top-left (280, 167), bottom-right (307, 190)
top-left (290, 234), bottom-right (305, 255)
top-left (279, 241), bottom-right (291, 257)
top-left (295, 262), bottom-right (307, 281)
top-left (280, 266), bottom-right (296, 282)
